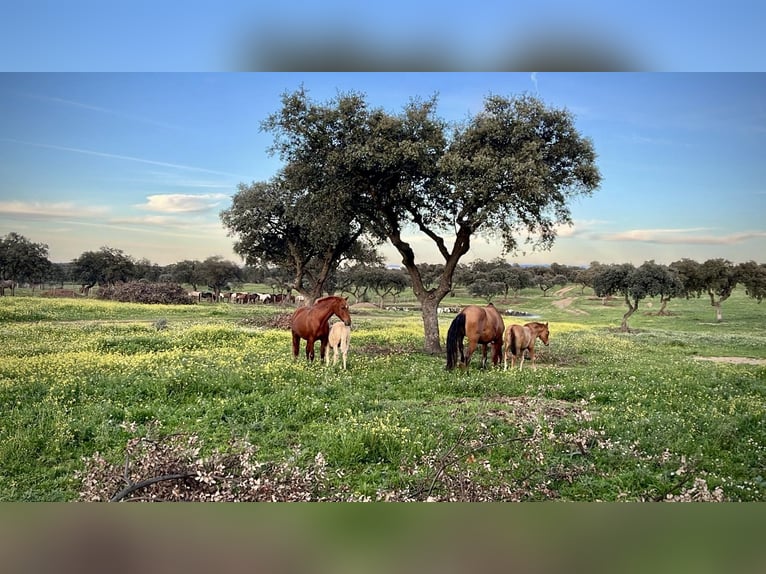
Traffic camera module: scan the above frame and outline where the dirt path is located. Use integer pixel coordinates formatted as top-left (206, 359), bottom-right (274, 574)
top-left (693, 356), bottom-right (766, 366)
top-left (553, 286), bottom-right (576, 297)
top-left (551, 294), bottom-right (589, 315)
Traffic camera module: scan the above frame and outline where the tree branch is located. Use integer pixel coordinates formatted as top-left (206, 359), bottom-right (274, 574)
top-left (110, 472), bottom-right (196, 502)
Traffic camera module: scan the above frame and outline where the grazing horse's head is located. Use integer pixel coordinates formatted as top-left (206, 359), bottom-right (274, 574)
top-left (334, 297), bottom-right (352, 326)
top-left (538, 322), bottom-right (550, 346)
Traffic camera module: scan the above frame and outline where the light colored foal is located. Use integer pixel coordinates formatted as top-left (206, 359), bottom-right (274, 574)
top-left (326, 321), bottom-right (351, 369)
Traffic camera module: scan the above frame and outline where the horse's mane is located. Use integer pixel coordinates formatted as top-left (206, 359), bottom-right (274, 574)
top-left (316, 295), bottom-right (344, 303)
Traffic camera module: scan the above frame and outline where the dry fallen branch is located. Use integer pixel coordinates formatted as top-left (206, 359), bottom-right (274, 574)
top-left (110, 472), bottom-right (196, 502)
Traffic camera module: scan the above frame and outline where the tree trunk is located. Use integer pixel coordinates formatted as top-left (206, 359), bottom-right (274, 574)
top-left (708, 291), bottom-right (729, 323)
top-left (621, 294), bottom-right (638, 332)
top-left (420, 294), bottom-right (443, 354)
top-left (657, 296), bottom-right (669, 316)
top-left (714, 301), bottom-right (723, 323)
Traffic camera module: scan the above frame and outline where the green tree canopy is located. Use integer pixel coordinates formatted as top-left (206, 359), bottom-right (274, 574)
top-left (71, 247), bottom-right (136, 294)
top-left (699, 258), bottom-right (739, 322)
top-left (221, 176), bottom-right (378, 303)
top-left (0, 232), bottom-right (51, 290)
top-left (198, 256), bottom-right (240, 298)
top-left (737, 261), bottom-right (766, 303)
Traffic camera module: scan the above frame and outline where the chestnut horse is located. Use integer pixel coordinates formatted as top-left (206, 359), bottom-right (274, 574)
top-left (291, 296), bottom-right (351, 362)
top-left (503, 322), bottom-right (550, 371)
top-left (445, 303), bottom-right (505, 371)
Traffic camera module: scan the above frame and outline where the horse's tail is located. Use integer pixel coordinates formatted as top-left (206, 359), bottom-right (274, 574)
top-left (445, 312), bottom-right (466, 371)
top-left (508, 325), bottom-right (520, 357)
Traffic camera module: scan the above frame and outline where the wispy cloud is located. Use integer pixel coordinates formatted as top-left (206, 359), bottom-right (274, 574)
top-left (0, 138), bottom-right (247, 178)
top-left (0, 200), bottom-right (110, 218)
top-left (598, 228), bottom-right (766, 245)
top-left (20, 93), bottom-right (182, 131)
top-left (555, 219), bottom-right (607, 238)
top-left (136, 193), bottom-right (231, 213)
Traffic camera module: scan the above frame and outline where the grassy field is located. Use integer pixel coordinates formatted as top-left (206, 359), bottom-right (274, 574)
top-left (0, 286), bottom-right (764, 501)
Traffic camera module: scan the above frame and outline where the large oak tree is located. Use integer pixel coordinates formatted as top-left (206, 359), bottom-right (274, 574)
top-left (262, 89), bottom-right (601, 352)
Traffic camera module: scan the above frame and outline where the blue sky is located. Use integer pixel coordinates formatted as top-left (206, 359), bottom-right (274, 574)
top-left (2, 1), bottom-right (765, 71)
top-left (1, 73), bottom-right (765, 267)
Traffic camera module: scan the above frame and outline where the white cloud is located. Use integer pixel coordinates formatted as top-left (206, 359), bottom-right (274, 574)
top-left (599, 228), bottom-right (766, 245)
top-left (137, 193), bottom-right (230, 213)
top-left (0, 200), bottom-right (110, 218)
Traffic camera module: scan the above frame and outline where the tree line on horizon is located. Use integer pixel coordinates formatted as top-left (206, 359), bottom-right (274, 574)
top-left (2, 230), bottom-right (765, 329)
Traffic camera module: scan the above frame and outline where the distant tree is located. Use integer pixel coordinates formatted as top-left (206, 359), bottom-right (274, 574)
top-left (469, 274), bottom-right (505, 303)
top-left (0, 232), bottom-right (51, 293)
top-left (531, 268), bottom-right (567, 296)
top-left (71, 247), bottom-right (136, 294)
top-left (335, 265), bottom-right (372, 303)
top-left (637, 260), bottom-right (684, 315)
top-left (592, 263), bottom-right (637, 331)
top-left (550, 262), bottom-right (579, 283)
top-left (365, 267), bottom-right (410, 307)
top-left (594, 261), bottom-right (689, 331)
top-left (240, 265), bottom-right (265, 285)
top-left (46, 262), bottom-right (69, 289)
top-left (699, 258), bottom-right (739, 323)
top-left (171, 260), bottom-right (204, 290)
top-left (737, 261), bottom-right (766, 303)
top-left (134, 258), bottom-right (163, 282)
top-left (220, 177), bottom-right (376, 304)
top-left (504, 265), bottom-right (533, 298)
top-left (574, 261), bottom-right (603, 295)
top-left (670, 258), bottom-right (705, 299)
top-left (198, 256), bottom-right (240, 299)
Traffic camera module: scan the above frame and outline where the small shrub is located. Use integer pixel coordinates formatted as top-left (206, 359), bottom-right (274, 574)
top-left (97, 282), bottom-right (194, 305)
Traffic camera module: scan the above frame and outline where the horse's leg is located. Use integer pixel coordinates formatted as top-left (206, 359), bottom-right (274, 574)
top-left (320, 337), bottom-right (328, 362)
top-left (481, 343), bottom-right (489, 369)
top-left (306, 337), bottom-right (315, 361)
top-left (292, 333), bottom-right (300, 360)
top-left (342, 330), bottom-right (349, 370)
top-left (529, 343), bottom-right (536, 371)
top-left (465, 338), bottom-right (478, 369)
top-left (492, 341), bottom-right (502, 367)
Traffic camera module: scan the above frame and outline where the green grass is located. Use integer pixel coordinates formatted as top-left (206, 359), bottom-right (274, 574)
top-left (0, 287), bottom-right (764, 501)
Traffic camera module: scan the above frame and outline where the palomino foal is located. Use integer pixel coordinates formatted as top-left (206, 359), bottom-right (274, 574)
top-left (326, 321), bottom-right (351, 369)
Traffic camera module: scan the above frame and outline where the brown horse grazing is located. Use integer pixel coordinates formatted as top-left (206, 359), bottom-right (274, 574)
top-left (503, 322), bottom-right (550, 371)
top-left (445, 303), bottom-right (505, 371)
top-left (291, 296), bottom-right (352, 362)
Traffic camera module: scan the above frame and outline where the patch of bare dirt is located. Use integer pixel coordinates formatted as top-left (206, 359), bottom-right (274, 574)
top-left (553, 286), bottom-right (575, 297)
top-left (40, 289), bottom-right (81, 298)
top-left (693, 356), bottom-right (766, 366)
top-left (552, 296), bottom-right (589, 315)
top-left (240, 313), bottom-right (292, 330)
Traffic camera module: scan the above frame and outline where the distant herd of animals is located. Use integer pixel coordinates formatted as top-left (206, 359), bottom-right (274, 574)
top-left (289, 296), bottom-right (549, 372)
top-left (187, 291), bottom-right (301, 304)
